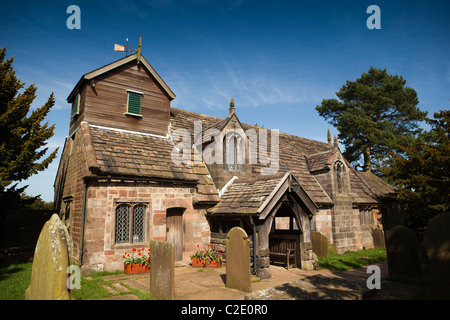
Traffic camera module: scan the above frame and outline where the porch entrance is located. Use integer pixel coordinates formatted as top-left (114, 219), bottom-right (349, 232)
top-left (269, 202), bottom-right (302, 269)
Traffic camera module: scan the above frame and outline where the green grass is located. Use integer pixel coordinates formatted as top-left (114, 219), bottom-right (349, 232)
top-left (2, 248), bottom-right (387, 299)
top-left (0, 261), bottom-right (33, 300)
top-left (317, 248), bottom-right (387, 272)
top-left (0, 261), bottom-right (151, 300)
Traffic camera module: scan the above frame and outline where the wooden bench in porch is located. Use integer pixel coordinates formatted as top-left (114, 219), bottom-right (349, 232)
top-left (269, 238), bottom-right (298, 270)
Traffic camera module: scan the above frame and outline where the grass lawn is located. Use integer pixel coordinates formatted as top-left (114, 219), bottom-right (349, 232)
top-left (0, 261), bottom-right (151, 300)
top-left (317, 248), bottom-right (387, 271)
top-left (1, 248), bottom-right (386, 300)
top-left (0, 261), bottom-right (33, 300)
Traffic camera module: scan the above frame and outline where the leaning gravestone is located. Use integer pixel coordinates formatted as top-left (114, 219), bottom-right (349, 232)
top-left (372, 227), bottom-right (385, 249)
top-left (226, 227), bottom-right (252, 293)
top-left (25, 214), bottom-right (73, 300)
top-left (311, 231), bottom-right (328, 258)
top-left (150, 240), bottom-right (175, 300)
top-left (422, 213), bottom-right (450, 299)
top-left (385, 225), bottom-right (421, 279)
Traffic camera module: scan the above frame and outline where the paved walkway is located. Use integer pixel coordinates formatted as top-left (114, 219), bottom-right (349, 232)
top-left (93, 261), bottom-right (399, 300)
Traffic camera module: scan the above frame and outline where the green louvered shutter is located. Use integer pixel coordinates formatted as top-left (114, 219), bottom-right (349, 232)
top-left (127, 92), bottom-right (142, 115)
top-left (72, 93), bottom-right (79, 116)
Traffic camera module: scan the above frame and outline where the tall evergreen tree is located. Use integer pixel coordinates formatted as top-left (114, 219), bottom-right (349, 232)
top-left (316, 67), bottom-right (427, 172)
top-left (0, 47), bottom-right (58, 245)
top-left (381, 110), bottom-right (450, 234)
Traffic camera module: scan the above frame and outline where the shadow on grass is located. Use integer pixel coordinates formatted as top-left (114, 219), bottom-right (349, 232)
top-left (0, 260), bottom-right (31, 281)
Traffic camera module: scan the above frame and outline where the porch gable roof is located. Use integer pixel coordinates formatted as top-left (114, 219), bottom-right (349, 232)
top-left (207, 172), bottom-right (317, 217)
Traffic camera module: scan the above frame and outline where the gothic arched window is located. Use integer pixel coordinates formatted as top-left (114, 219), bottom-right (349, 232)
top-left (335, 161), bottom-right (345, 192)
top-left (223, 132), bottom-right (239, 172)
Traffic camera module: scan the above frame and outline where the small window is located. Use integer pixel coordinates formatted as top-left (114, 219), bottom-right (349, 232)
top-left (115, 204), bottom-right (130, 243)
top-left (359, 209), bottom-right (372, 226)
top-left (335, 160), bottom-right (345, 192)
top-left (72, 93), bottom-right (80, 117)
top-left (126, 90), bottom-right (143, 116)
top-left (223, 132), bottom-right (241, 172)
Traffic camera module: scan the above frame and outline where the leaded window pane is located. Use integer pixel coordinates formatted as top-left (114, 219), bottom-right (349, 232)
top-left (229, 136), bottom-right (237, 172)
top-left (115, 204), bottom-right (130, 243)
top-left (132, 205), bottom-right (145, 243)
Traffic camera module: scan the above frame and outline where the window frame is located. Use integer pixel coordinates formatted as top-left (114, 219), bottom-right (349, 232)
top-left (223, 132), bottom-right (242, 172)
top-left (72, 92), bottom-right (80, 118)
top-left (114, 202), bottom-right (148, 245)
top-left (359, 208), bottom-right (373, 226)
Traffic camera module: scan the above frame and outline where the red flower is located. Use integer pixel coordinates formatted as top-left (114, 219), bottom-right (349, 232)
top-left (122, 255), bottom-right (125, 258)
top-left (197, 245), bottom-right (200, 247)
top-left (208, 244), bottom-right (211, 247)
top-left (139, 253), bottom-right (141, 256)
top-left (132, 248), bottom-right (136, 251)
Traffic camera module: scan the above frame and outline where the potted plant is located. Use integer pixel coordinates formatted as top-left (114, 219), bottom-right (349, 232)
top-left (123, 247), bottom-right (151, 275)
top-left (191, 244), bottom-right (223, 267)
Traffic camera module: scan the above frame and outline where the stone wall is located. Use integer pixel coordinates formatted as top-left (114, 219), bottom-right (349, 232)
top-left (54, 128), bottom-right (91, 263)
top-left (313, 208), bottom-right (333, 243)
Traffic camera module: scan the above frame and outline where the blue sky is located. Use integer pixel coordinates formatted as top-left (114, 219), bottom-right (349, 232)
top-left (1, 0), bottom-right (449, 202)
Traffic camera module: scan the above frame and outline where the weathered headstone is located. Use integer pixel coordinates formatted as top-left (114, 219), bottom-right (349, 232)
top-left (226, 227), bottom-right (252, 293)
top-left (150, 240), bottom-right (175, 300)
top-left (422, 213), bottom-right (450, 299)
top-left (372, 227), bottom-right (385, 249)
top-left (311, 231), bottom-right (328, 258)
top-left (25, 214), bottom-right (74, 300)
top-left (385, 225), bottom-right (421, 279)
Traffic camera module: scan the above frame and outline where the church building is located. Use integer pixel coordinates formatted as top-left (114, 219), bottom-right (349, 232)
top-left (54, 52), bottom-right (394, 276)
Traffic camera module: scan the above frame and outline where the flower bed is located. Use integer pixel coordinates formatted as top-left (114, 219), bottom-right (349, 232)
top-left (191, 244), bottom-right (223, 268)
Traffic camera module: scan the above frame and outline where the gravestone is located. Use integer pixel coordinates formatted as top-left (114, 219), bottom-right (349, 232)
top-left (150, 240), bottom-right (175, 300)
top-left (422, 213), bottom-right (450, 299)
top-left (226, 227), bottom-right (252, 293)
top-left (25, 214), bottom-right (73, 300)
top-left (385, 225), bottom-right (421, 279)
top-left (372, 227), bottom-right (385, 249)
top-left (311, 231), bottom-right (328, 258)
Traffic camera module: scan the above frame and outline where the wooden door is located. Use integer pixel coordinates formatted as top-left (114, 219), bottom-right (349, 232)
top-left (166, 208), bottom-right (184, 261)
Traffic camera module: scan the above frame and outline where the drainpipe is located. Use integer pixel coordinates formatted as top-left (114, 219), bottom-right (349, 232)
top-left (249, 215), bottom-right (257, 275)
top-left (78, 178), bottom-right (87, 267)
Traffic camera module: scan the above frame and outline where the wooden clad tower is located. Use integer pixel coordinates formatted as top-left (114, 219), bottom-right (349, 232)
top-left (66, 53), bottom-right (175, 137)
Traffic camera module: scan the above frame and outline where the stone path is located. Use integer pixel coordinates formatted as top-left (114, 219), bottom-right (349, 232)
top-left (90, 261), bottom-right (424, 300)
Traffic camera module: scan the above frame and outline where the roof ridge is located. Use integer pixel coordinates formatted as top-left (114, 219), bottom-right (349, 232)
top-left (170, 107), bottom-right (331, 149)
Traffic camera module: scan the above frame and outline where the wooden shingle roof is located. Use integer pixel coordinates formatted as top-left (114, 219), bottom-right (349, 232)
top-left (170, 108), bottom-right (334, 205)
top-left (83, 122), bottom-right (220, 202)
top-left (82, 106), bottom-right (393, 207)
top-left (207, 173), bottom-right (287, 215)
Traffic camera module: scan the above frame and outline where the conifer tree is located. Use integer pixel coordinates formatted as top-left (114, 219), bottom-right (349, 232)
top-left (381, 110), bottom-right (450, 233)
top-left (0, 47), bottom-right (58, 204)
top-left (316, 67), bottom-right (427, 173)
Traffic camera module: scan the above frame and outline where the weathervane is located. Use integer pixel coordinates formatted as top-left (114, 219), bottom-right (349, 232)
top-left (114, 35), bottom-right (142, 59)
